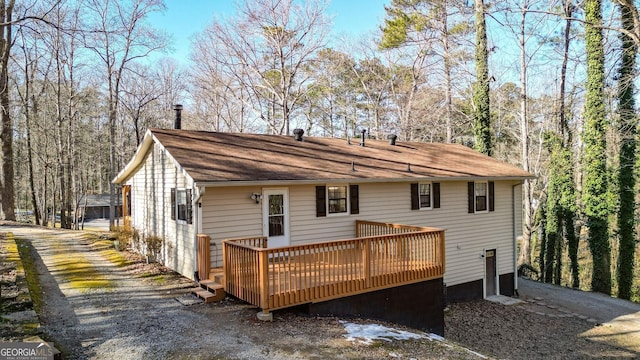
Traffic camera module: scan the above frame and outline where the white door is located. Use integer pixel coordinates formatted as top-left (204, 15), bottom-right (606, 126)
top-left (262, 188), bottom-right (290, 248)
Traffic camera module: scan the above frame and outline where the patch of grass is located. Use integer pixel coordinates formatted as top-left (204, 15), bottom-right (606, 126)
top-left (86, 234), bottom-right (131, 267)
top-left (100, 250), bottom-right (130, 267)
top-left (49, 252), bottom-right (114, 292)
top-left (12, 236), bottom-right (45, 315)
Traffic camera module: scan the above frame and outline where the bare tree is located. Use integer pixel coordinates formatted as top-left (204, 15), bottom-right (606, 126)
top-left (82, 0), bottom-right (166, 228)
top-left (199, 0), bottom-right (329, 135)
top-left (120, 63), bottom-right (161, 145)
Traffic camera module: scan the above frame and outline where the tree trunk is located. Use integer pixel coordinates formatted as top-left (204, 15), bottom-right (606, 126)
top-left (615, 0), bottom-right (637, 300)
top-left (0, 0), bottom-right (16, 221)
top-left (582, 0), bottom-right (611, 295)
top-left (519, 2), bottom-right (533, 266)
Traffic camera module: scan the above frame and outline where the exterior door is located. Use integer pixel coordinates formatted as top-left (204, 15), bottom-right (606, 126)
top-left (262, 188), bottom-right (290, 248)
top-left (485, 249), bottom-right (497, 297)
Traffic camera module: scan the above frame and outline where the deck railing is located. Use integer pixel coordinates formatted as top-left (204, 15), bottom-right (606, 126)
top-left (222, 220), bottom-right (445, 312)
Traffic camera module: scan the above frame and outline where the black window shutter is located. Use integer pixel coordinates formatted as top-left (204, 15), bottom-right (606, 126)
top-left (350, 185), bottom-right (359, 214)
top-left (186, 189), bottom-right (193, 224)
top-left (411, 183), bottom-right (419, 210)
top-left (170, 188), bottom-right (176, 220)
top-left (467, 182), bottom-right (474, 213)
top-left (433, 182), bottom-right (441, 208)
top-left (488, 181), bottom-right (495, 212)
top-left (316, 186), bottom-right (326, 217)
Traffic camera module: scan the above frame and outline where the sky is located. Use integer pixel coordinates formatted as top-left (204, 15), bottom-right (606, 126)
top-left (148, 0), bottom-right (390, 62)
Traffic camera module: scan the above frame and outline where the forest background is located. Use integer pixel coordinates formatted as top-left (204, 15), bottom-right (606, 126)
top-left (0, 0), bottom-right (639, 302)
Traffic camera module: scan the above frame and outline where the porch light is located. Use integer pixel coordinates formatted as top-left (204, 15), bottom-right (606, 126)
top-left (250, 193), bottom-right (262, 204)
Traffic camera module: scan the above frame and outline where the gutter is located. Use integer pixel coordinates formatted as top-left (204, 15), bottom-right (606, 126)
top-left (194, 175), bottom-right (535, 188)
top-left (512, 181), bottom-right (523, 297)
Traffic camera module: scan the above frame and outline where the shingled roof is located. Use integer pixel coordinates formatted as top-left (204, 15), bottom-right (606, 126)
top-left (114, 128), bottom-right (533, 185)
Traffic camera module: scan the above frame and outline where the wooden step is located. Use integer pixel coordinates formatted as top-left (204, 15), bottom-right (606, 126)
top-left (213, 273), bottom-right (225, 284)
top-left (191, 288), bottom-right (218, 303)
top-left (199, 279), bottom-right (219, 289)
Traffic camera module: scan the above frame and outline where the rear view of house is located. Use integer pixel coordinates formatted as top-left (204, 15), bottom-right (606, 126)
top-left (113, 127), bottom-right (532, 334)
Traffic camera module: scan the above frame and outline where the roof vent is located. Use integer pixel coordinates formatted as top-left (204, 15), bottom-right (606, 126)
top-left (173, 104), bottom-right (183, 130)
top-left (388, 134), bottom-right (398, 145)
top-left (360, 129), bottom-right (367, 146)
top-left (293, 128), bottom-right (304, 141)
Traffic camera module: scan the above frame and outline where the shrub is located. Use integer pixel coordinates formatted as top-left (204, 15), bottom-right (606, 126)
top-left (145, 235), bottom-right (163, 262)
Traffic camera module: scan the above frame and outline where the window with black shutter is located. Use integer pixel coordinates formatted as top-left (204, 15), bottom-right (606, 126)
top-left (468, 181), bottom-right (494, 213)
top-left (316, 184), bottom-right (358, 216)
top-left (411, 182), bottom-right (440, 210)
top-left (172, 188), bottom-right (193, 223)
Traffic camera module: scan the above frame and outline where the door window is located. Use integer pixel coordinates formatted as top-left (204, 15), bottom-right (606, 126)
top-left (268, 194), bottom-right (284, 236)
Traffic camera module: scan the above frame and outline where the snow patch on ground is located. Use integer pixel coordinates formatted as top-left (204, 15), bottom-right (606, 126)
top-left (340, 321), bottom-right (434, 345)
top-left (340, 321), bottom-right (488, 359)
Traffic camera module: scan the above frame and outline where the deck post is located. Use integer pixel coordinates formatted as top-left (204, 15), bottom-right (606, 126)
top-left (222, 241), bottom-right (228, 291)
top-left (440, 231), bottom-right (446, 273)
top-left (259, 250), bottom-right (269, 311)
top-left (363, 240), bottom-right (371, 288)
top-left (197, 234), bottom-right (211, 281)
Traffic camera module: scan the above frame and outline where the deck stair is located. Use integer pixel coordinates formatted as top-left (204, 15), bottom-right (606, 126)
top-left (190, 268), bottom-right (225, 303)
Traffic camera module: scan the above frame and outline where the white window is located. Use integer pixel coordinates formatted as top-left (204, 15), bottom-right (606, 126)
top-left (475, 182), bottom-right (488, 212)
top-left (327, 185), bottom-right (348, 214)
top-left (419, 183), bottom-right (432, 209)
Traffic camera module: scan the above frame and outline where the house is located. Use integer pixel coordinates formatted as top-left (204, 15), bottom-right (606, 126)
top-left (113, 127), bottom-right (532, 333)
top-left (78, 194), bottom-right (122, 220)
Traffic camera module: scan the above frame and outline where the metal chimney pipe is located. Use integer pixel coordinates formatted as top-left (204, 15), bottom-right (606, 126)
top-left (293, 128), bottom-right (304, 141)
top-left (173, 104), bottom-right (183, 129)
top-left (360, 129), bottom-right (367, 146)
top-left (388, 134), bottom-right (398, 145)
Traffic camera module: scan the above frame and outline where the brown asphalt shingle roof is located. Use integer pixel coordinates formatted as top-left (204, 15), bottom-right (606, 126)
top-left (146, 128), bottom-right (532, 184)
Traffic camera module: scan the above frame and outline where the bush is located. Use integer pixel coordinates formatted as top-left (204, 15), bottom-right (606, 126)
top-left (112, 226), bottom-right (138, 251)
top-left (145, 235), bottom-right (163, 262)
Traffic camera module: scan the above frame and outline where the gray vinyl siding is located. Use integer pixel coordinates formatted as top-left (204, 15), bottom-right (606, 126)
top-left (200, 180), bottom-right (522, 287)
top-left (126, 143), bottom-right (196, 279)
top-left (201, 186), bottom-right (263, 268)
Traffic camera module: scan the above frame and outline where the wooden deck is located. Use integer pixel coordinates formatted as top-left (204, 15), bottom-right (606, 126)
top-left (219, 220), bottom-right (445, 312)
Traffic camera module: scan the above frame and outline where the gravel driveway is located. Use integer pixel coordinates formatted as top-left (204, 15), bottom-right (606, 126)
top-left (6, 224), bottom-right (640, 359)
top-left (5, 225), bottom-right (482, 360)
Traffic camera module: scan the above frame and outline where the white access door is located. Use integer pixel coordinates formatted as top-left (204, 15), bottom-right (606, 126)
top-left (262, 188), bottom-right (290, 248)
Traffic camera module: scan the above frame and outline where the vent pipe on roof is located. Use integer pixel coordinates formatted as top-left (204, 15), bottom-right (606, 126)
top-left (173, 104), bottom-right (183, 129)
top-left (360, 129), bottom-right (367, 146)
top-left (293, 128), bottom-right (304, 141)
top-left (388, 134), bottom-right (398, 145)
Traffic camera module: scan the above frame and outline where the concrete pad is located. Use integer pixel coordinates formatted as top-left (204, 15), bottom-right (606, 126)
top-left (1, 310), bottom-right (38, 323)
top-left (257, 311), bottom-right (273, 322)
top-left (485, 295), bottom-right (523, 305)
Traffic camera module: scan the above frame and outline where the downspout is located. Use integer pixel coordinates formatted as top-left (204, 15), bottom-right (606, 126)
top-left (193, 185), bottom-right (205, 280)
top-left (512, 181), bottom-right (522, 297)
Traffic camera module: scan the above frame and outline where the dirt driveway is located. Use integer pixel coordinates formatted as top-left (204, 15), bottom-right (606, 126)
top-left (5, 225), bottom-right (482, 360)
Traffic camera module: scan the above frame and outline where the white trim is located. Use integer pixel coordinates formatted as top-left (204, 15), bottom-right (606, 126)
top-left (262, 188), bottom-right (290, 248)
top-left (113, 130), bottom-right (195, 186)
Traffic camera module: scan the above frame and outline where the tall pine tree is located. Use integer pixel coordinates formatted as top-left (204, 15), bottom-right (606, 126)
top-left (582, 0), bottom-right (611, 295)
top-left (616, 0), bottom-right (637, 300)
top-left (473, 0), bottom-right (491, 156)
